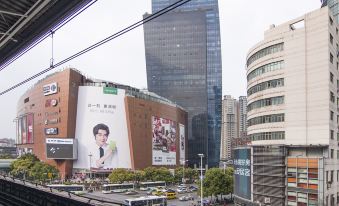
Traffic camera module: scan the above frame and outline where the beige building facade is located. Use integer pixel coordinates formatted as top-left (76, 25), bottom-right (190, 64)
top-left (236, 7), bottom-right (339, 206)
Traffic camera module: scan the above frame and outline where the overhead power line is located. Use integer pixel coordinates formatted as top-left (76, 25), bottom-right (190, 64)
top-left (0, 0), bottom-right (192, 96)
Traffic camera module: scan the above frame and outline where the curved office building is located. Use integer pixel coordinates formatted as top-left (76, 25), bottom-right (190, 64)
top-left (234, 7), bottom-right (339, 206)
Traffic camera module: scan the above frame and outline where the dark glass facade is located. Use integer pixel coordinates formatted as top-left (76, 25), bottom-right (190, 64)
top-left (144, 0), bottom-right (222, 167)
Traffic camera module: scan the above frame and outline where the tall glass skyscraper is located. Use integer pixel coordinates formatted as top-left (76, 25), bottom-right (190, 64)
top-left (143, 0), bottom-right (222, 167)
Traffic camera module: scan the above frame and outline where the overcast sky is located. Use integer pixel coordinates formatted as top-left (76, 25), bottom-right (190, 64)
top-left (0, 0), bottom-right (321, 139)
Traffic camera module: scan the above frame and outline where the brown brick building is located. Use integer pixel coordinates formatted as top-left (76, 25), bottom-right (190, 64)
top-left (16, 68), bottom-right (187, 179)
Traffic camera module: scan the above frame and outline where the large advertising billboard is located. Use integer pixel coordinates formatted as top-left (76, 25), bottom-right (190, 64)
top-left (179, 124), bottom-right (185, 164)
top-left (234, 148), bottom-right (251, 200)
top-left (46, 138), bottom-right (77, 159)
top-left (152, 116), bottom-right (176, 165)
top-left (73, 86), bottom-right (131, 170)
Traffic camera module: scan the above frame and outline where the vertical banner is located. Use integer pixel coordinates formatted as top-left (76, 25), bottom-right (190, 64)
top-left (16, 120), bottom-right (21, 144)
top-left (234, 148), bottom-right (251, 200)
top-left (179, 124), bottom-right (185, 164)
top-left (21, 116), bottom-right (27, 144)
top-left (152, 116), bottom-right (176, 165)
top-left (27, 114), bottom-right (34, 143)
top-left (73, 86), bottom-right (131, 170)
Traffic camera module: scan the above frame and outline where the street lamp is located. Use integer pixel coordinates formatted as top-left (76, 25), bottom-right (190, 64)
top-left (198, 154), bottom-right (204, 206)
top-left (180, 159), bottom-right (188, 184)
top-left (88, 153), bottom-right (93, 179)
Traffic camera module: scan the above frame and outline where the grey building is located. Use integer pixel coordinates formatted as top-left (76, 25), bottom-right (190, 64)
top-left (144, 0), bottom-right (222, 167)
top-left (220, 95), bottom-right (238, 161)
top-left (238, 96), bottom-right (247, 138)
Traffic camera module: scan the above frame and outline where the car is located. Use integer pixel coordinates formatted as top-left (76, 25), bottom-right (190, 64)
top-left (179, 195), bottom-right (194, 201)
top-left (176, 188), bottom-right (187, 193)
top-left (166, 189), bottom-right (176, 193)
top-left (125, 190), bottom-right (138, 195)
top-left (146, 189), bottom-right (156, 195)
top-left (189, 186), bottom-right (198, 192)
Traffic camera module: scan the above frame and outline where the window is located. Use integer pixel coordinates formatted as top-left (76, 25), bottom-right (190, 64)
top-left (331, 53), bottom-right (334, 64)
top-left (331, 111), bottom-right (334, 120)
top-left (247, 43), bottom-right (284, 67)
top-left (331, 91), bottom-right (335, 103)
top-left (331, 130), bottom-right (334, 139)
top-left (331, 72), bottom-right (334, 83)
top-left (330, 33), bottom-right (334, 44)
top-left (330, 16), bottom-right (334, 25)
top-left (331, 149), bottom-right (334, 159)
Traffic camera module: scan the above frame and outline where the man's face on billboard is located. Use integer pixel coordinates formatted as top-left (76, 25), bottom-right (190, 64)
top-left (95, 129), bottom-right (108, 147)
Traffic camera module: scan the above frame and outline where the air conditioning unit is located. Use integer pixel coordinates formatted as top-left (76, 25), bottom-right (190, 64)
top-left (264, 197), bottom-right (270, 204)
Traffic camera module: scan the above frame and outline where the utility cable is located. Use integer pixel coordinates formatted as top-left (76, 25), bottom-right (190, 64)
top-left (0, 0), bottom-right (191, 96)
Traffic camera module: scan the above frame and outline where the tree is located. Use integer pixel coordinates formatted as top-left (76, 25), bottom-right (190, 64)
top-left (9, 154), bottom-right (59, 182)
top-left (198, 167), bottom-right (234, 198)
top-left (29, 161), bottom-right (59, 181)
top-left (133, 170), bottom-right (146, 183)
top-left (9, 153), bottom-right (39, 178)
top-left (143, 167), bottom-right (174, 183)
top-left (108, 168), bottom-right (134, 183)
top-left (0, 154), bottom-right (13, 159)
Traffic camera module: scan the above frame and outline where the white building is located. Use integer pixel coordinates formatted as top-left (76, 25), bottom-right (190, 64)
top-left (237, 7), bottom-right (339, 206)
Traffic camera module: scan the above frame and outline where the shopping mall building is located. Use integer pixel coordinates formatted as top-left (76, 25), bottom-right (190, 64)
top-left (16, 68), bottom-right (187, 178)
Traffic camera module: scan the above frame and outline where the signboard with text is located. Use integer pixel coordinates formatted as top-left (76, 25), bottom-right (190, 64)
top-left (43, 82), bottom-right (58, 96)
top-left (234, 148), bottom-right (251, 200)
top-left (46, 138), bottom-right (77, 159)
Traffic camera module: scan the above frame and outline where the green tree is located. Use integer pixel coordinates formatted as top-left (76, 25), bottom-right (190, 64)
top-left (108, 168), bottom-right (134, 183)
top-left (133, 170), bottom-right (146, 183)
top-left (198, 167), bottom-right (234, 198)
top-left (0, 154), bottom-right (13, 159)
top-left (9, 153), bottom-right (39, 178)
top-left (9, 154), bottom-right (59, 182)
top-left (142, 167), bottom-right (174, 184)
top-left (29, 161), bottom-right (59, 181)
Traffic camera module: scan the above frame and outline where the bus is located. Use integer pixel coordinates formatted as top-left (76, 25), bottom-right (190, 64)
top-left (102, 183), bottom-right (135, 194)
top-left (47, 184), bottom-right (86, 195)
top-left (139, 181), bottom-right (166, 191)
top-left (124, 196), bottom-right (167, 206)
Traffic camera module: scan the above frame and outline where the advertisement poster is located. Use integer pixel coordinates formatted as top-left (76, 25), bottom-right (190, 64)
top-left (234, 148), bottom-right (251, 200)
top-left (21, 116), bottom-right (27, 144)
top-left (73, 86), bottom-right (131, 170)
top-left (17, 119), bottom-right (21, 144)
top-left (179, 124), bottom-right (185, 164)
top-left (27, 114), bottom-right (33, 143)
top-left (152, 116), bottom-right (176, 165)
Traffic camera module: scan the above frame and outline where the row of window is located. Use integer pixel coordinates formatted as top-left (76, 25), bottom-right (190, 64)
top-left (247, 43), bottom-right (284, 67)
top-left (247, 78), bottom-right (284, 96)
top-left (248, 113), bottom-right (285, 127)
top-left (247, 61), bottom-right (284, 81)
top-left (247, 96), bottom-right (284, 112)
top-left (250, 131), bottom-right (285, 141)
